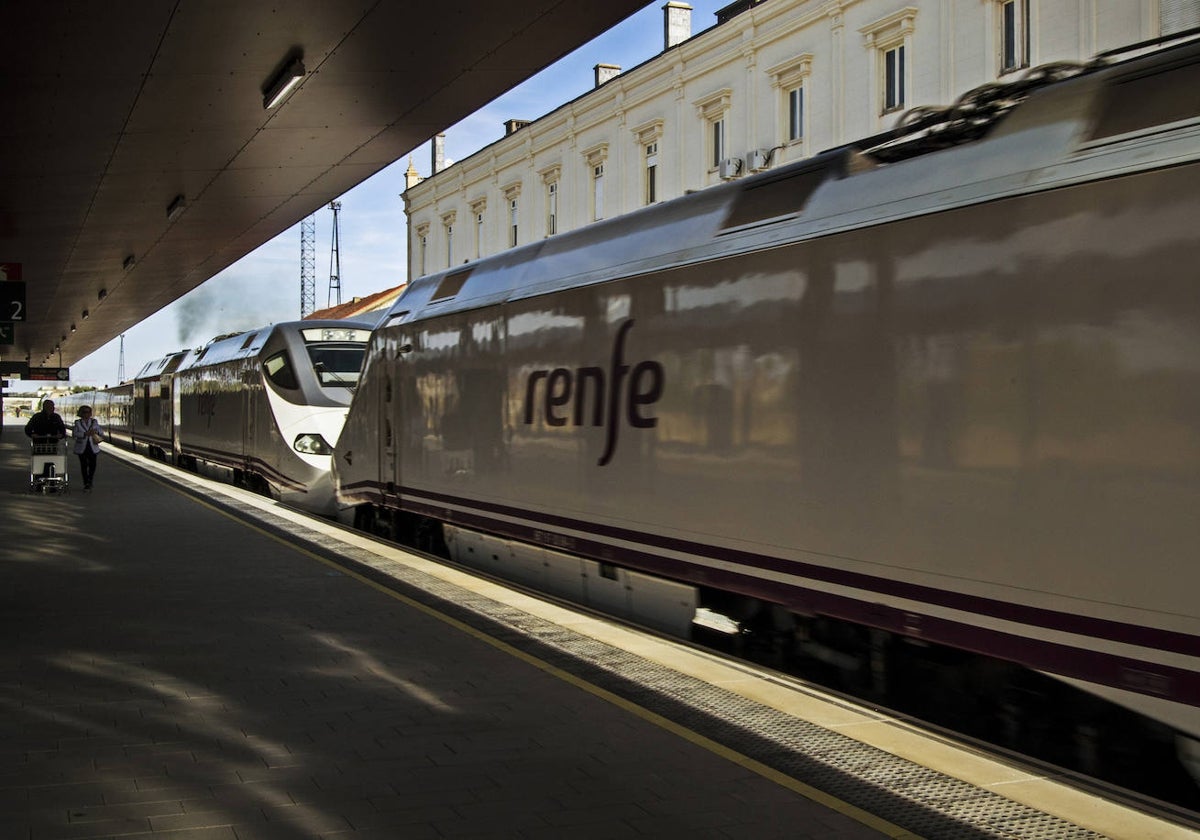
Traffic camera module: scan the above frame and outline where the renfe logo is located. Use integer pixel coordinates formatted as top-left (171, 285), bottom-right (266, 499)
top-left (522, 319), bottom-right (664, 466)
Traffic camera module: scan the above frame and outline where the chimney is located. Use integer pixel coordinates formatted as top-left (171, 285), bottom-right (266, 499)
top-left (504, 119), bottom-right (531, 135)
top-left (664, 2), bottom-right (692, 50)
top-left (431, 133), bottom-right (445, 175)
top-left (404, 157), bottom-right (422, 190)
top-left (594, 63), bottom-right (621, 87)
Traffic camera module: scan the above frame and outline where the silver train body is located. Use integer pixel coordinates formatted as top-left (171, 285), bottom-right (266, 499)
top-left (62, 319), bottom-right (372, 514)
top-left (130, 349), bottom-right (193, 460)
top-left (60, 381), bottom-right (135, 450)
top-left (335, 37), bottom-right (1200, 755)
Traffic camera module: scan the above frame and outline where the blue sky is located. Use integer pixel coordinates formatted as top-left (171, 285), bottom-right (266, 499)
top-left (65, 1), bottom-right (729, 388)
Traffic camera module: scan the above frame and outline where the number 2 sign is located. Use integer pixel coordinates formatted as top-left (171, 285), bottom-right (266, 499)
top-left (1, 263), bottom-right (25, 322)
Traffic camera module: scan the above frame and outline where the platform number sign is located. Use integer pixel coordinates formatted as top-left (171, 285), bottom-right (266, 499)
top-left (1, 262), bottom-right (24, 322)
top-left (3, 284), bottom-right (24, 321)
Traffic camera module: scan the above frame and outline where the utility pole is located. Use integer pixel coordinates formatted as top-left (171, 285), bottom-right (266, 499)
top-left (300, 213), bottom-right (316, 317)
top-left (328, 201), bottom-right (342, 308)
top-left (117, 334), bottom-right (126, 383)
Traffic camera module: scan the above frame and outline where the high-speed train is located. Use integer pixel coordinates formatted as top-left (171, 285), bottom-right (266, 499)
top-left (61, 319), bottom-right (373, 514)
top-left (334, 35), bottom-right (1200, 794)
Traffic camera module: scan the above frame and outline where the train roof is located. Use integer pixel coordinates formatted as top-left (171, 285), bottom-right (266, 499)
top-left (133, 349), bottom-right (195, 382)
top-left (179, 319), bottom-right (377, 371)
top-left (387, 29), bottom-right (1200, 325)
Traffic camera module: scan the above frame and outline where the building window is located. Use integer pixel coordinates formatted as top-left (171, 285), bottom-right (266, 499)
top-left (582, 143), bottom-right (608, 222)
top-left (592, 164), bottom-right (605, 221)
top-left (470, 198), bottom-right (486, 260)
top-left (713, 118), bottom-right (727, 168)
top-left (694, 88), bottom-right (732, 174)
top-left (441, 212), bottom-right (456, 268)
top-left (999, 0), bottom-right (1030, 74)
top-left (539, 164), bottom-right (562, 238)
top-left (861, 9), bottom-right (917, 119)
top-left (644, 142), bottom-right (658, 205)
top-left (788, 87), bottom-right (804, 142)
top-left (883, 44), bottom-right (905, 112)
top-left (632, 119), bottom-right (664, 204)
top-left (768, 54), bottom-right (812, 154)
top-left (502, 182), bottom-right (522, 250)
top-left (416, 225), bottom-right (429, 277)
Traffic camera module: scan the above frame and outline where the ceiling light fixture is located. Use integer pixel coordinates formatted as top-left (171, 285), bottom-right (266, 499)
top-left (123, 254), bottom-right (135, 271)
top-left (263, 56), bottom-right (305, 109)
top-left (167, 194), bottom-right (187, 221)
top-left (70, 324), bottom-right (76, 333)
top-left (98, 288), bottom-right (107, 300)
top-left (81, 309), bottom-right (89, 320)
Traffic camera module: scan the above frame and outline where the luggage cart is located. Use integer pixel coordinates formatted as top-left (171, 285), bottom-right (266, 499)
top-left (29, 436), bottom-right (69, 494)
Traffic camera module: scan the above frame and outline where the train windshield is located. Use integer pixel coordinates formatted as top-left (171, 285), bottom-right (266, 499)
top-left (307, 345), bottom-right (366, 387)
top-left (301, 328), bottom-right (371, 388)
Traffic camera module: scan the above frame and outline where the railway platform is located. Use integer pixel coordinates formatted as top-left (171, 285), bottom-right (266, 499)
top-left (0, 425), bottom-right (1194, 840)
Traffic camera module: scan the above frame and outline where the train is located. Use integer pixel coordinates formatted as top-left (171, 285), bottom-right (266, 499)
top-left (59, 319), bottom-right (373, 514)
top-left (332, 34), bottom-right (1200, 797)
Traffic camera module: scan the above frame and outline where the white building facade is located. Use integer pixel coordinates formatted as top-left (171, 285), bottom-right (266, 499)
top-left (403, 0), bottom-right (1197, 280)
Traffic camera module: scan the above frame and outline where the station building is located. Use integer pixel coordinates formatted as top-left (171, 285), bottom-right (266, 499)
top-left (402, 0), bottom-right (1198, 281)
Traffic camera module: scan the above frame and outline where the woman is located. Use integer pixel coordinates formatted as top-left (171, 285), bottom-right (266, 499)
top-left (72, 405), bottom-right (104, 490)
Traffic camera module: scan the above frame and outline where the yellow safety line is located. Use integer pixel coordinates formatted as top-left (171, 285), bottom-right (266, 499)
top-left (151, 470), bottom-right (921, 839)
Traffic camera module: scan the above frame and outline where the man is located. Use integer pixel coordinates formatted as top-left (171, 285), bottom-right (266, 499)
top-left (24, 399), bottom-right (67, 439)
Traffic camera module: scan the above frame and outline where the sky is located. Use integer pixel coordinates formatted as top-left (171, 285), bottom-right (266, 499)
top-left (57, 1), bottom-right (729, 390)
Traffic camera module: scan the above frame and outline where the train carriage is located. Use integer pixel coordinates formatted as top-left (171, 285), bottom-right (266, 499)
top-left (335, 35), bottom-right (1200, 791)
top-left (131, 350), bottom-right (194, 460)
top-left (58, 384), bottom-right (134, 449)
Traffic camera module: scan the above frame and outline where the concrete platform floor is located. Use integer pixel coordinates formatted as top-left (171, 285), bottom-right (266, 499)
top-left (0, 425), bottom-right (891, 839)
top-left (2, 424), bottom-right (1190, 840)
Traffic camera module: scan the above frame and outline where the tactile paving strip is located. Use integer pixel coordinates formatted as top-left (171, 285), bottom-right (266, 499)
top-left (158, 471), bottom-right (1106, 840)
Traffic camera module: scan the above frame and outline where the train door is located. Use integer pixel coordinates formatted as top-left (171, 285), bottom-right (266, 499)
top-left (171, 376), bottom-right (182, 463)
top-left (139, 383), bottom-right (151, 452)
top-left (382, 313), bottom-right (411, 510)
top-left (241, 367), bottom-right (256, 478)
top-left (383, 329), bottom-right (403, 498)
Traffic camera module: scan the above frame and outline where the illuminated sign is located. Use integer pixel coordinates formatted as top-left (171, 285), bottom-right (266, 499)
top-left (302, 328), bottom-right (371, 343)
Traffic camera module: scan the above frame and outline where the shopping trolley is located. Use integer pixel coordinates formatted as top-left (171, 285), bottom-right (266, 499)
top-left (29, 435), bottom-right (69, 493)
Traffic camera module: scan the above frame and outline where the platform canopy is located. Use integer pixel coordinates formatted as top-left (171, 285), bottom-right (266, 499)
top-left (0, 0), bottom-right (651, 370)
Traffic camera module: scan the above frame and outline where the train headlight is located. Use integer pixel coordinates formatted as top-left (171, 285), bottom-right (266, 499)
top-left (293, 433), bottom-right (333, 455)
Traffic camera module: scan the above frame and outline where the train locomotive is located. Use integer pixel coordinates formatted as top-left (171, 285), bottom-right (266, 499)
top-left (61, 319), bottom-right (373, 515)
top-left (334, 35), bottom-right (1200, 795)
top-left (172, 319), bottom-right (373, 513)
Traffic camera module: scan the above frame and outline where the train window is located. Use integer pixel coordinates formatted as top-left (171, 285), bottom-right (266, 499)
top-left (1088, 58), bottom-right (1200, 141)
top-left (383, 310), bottom-right (410, 331)
top-left (307, 345), bottom-right (365, 387)
top-left (720, 164), bottom-right (830, 231)
top-left (430, 269), bottom-right (473, 302)
top-left (264, 351), bottom-right (300, 390)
